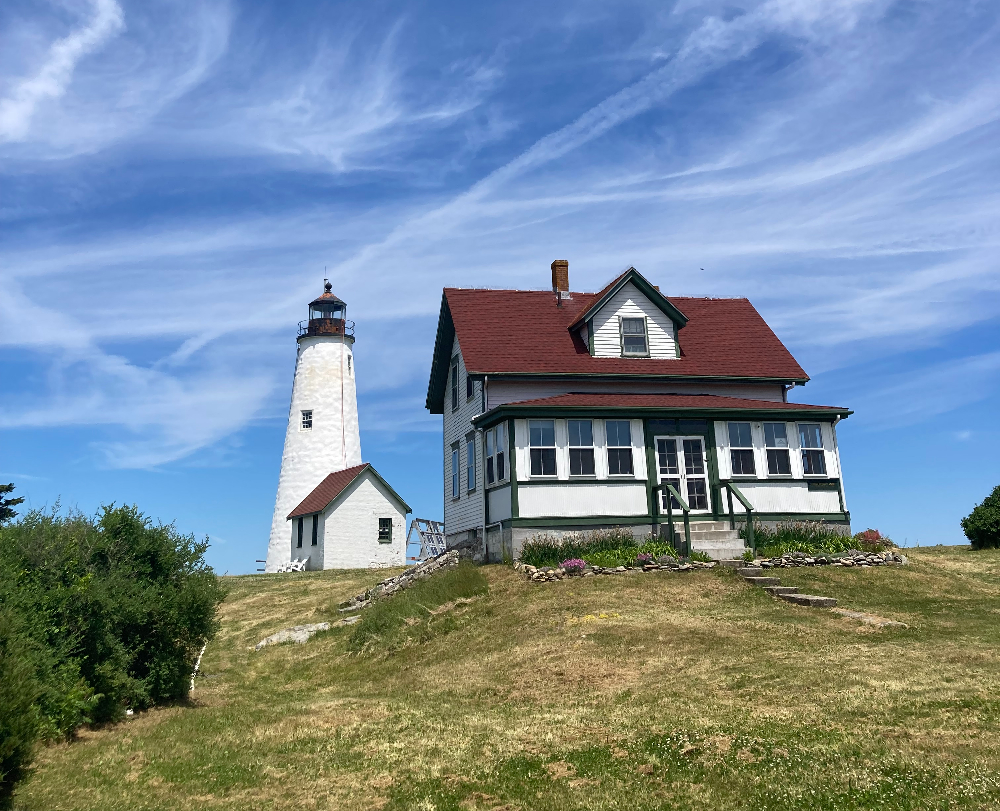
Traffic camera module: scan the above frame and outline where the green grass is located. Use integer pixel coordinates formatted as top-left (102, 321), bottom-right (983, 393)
top-left (14, 545), bottom-right (1000, 810)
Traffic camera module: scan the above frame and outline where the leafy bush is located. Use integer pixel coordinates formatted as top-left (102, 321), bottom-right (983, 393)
top-left (853, 528), bottom-right (894, 553)
top-left (349, 562), bottom-right (488, 653)
top-left (961, 486), bottom-right (1000, 550)
top-left (520, 529), bottom-right (680, 568)
top-left (0, 501), bottom-right (226, 805)
top-left (740, 521), bottom-right (854, 558)
top-left (689, 550), bottom-right (714, 563)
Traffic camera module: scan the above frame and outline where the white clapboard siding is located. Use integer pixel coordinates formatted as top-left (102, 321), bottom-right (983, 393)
top-left (591, 282), bottom-right (678, 359)
top-left (488, 485), bottom-right (512, 522)
top-left (517, 482), bottom-right (649, 518)
top-left (487, 378), bottom-right (785, 410)
top-left (319, 471), bottom-right (407, 569)
top-left (724, 481), bottom-right (841, 515)
top-left (443, 336), bottom-right (485, 538)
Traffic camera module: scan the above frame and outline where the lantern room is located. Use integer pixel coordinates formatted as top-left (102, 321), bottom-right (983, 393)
top-left (299, 280), bottom-right (354, 339)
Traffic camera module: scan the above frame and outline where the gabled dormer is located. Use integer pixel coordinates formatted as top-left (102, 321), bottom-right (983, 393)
top-left (568, 267), bottom-right (688, 359)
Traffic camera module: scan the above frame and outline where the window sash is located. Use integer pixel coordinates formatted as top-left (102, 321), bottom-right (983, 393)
top-left (766, 448), bottom-right (791, 476)
top-left (301, 410), bottom-right (313, 430)
top-left (378, 518), bottom-right (392, 542)
top-left (530, 448), bottom-right (557, 476)
top-left (605, 420), bottom-right (632, 448)
top-left (621, 317), bottom-right (648, 355)
top-left (728, 421), bottom-right (752, 448)
top-left (296, 517), bottom-right (303, 548)
top-left (311, 515), bottom-right (318, 546)
top-left (799, 423), bottom-right (823, 449)
top-left (529, 419), bottom-right (555, 448)
top-left (466, 374), bottom-right (474, 400)
top-left (569, 448), bottom-right (595, 476)
top-left (451, 448), bottom-right (459, 497)
top-left (450, 360), bottom-right (459, 411)
top-left (801, 449), bottom-right (827, 475)
top-left (466, 439), bottom-right (476, 491)
top-left (730, 449), bottom-right (756, 476)
top-left (764, 422), bottom-right (788, 448)
top-left (607, 447), bottom-right (634, 476)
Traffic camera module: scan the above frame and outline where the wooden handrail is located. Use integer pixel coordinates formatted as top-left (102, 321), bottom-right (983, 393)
top-left (723, 481), bottom-right (755, 556)
top-left (662, 483), bottom-right (692, 557)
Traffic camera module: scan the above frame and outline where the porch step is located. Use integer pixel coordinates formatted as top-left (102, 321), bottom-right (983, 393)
top-left (763, 585), bottom-right (799, 596)
top-left (737, 567), bottom-right (763, 577)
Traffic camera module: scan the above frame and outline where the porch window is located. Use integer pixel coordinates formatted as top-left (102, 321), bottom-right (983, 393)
top-left (485, 423), bottom-right (506, 485)
top-left (466, 436), bottom-right (476, 492)
top-left (450, 358), bottom-right (459, 411)
top-left (728, 422), bottom-right (756, 476)
top-left (529, 420), bottom-right (556, 476)
top-left (605, 420), bottom-right (634, 475)
top-left (621, 317), bottom-right (648, 356)
top-left (764, 422), bottom-right (792, 476)
top-left (798, 423), bottom-right (827, 475)
top-left (568, 419), bottom-right (595, 476)
top-left (451, 444), bottom-right (460, 498)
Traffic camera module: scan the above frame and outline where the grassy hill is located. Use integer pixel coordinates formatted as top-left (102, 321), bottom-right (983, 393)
top-left (16, 547), bottom-right (1000, 811)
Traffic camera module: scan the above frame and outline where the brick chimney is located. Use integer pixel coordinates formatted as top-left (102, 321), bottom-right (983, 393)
top-left (551, 260), bottom-right (569, 295)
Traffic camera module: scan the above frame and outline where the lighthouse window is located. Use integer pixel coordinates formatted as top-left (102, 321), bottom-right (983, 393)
top-left (301, 410), bottom-right (313, 430)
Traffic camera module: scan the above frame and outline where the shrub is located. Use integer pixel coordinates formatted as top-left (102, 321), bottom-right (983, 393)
top-left (349, 561), bottom-right (488, 653)
top-left (560, 558), bottom-right (587, 574)
top-left (741, 520), bottom-right (854, 558)
top-left (962, 486), bottom-right (1000, 550)
top-left (520, 529), bottom-right (684, 568)
top-left (689, 550), bottom-right (714, 563)
top-left (853, 528), bottom-right (894, 553)
top-left (0, 609), bottom-right (40, 810)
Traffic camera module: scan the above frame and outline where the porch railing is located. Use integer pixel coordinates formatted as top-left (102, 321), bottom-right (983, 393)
top-left (659, 484), bottom-right (692, 558)
top-left (723, 481), bottom-right (755, 557)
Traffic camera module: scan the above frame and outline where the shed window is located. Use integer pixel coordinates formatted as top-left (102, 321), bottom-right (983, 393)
top-left (529, 420), bottom-right (556, 476)
top-left (605, 420), bottom-right (634, 475)
top-left (764, 422), bottom-right (791, 476)
top-left (378, 518), bottom-right (392, 543)
top-left (300, 410), bottom-right (313, 430)
top-left (728, 422), bottom-right (756, 476)
top-left (568, 419), bottom-right (595, 476)
top-left (296, 517), bottom-right (303, 548)
top-left (799, 424), bottom-right (827, 475)
top-left (621, 318), bottom-right (648, 356)
top-left (311, 515), bottom-right (319, 546)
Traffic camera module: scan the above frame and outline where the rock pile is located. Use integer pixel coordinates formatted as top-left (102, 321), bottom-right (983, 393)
top-left (514, 557), bottom-right (716, 583)
top-left (339, 550), bottom-right (460, 612)
top-left (758, 550), bottom-right (907, 569)
top-left (275, 559), bottom-right (308, 573)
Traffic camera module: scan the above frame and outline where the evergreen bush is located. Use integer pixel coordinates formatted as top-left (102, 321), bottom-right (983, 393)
top-left (0, 609), bottom-right (40, 811)
top-left (961, 485), bottom-right (1000, 550)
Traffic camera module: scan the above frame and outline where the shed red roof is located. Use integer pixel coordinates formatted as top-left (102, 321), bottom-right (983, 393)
top-left (288, 464), bottom-right (369, 518)
top-left (444, 290), bottom-right (806, 378)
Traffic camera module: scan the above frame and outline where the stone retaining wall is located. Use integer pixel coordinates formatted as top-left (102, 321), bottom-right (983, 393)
top-left (758, 550), bottom-right (907, 569)
top-left (339, 550), bottom-right (461, 611)
top-left (515, 558), bottom-right (716, 583)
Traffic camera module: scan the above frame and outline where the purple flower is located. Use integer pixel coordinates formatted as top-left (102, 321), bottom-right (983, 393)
top-left (636, 553), bottom-right (653, 564)
top-left (560, 558), bottom-right (587, 573)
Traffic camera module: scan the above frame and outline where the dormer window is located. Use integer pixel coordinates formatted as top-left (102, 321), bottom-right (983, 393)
top-left (621, 317), bottom-right (648, 356)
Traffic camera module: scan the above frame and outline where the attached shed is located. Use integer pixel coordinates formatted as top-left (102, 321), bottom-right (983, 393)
top-left (287, 463), bottom-right (411, 569)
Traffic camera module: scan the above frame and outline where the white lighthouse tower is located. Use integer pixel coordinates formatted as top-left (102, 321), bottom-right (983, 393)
top-left (265, 281), bottom-right (362, 571)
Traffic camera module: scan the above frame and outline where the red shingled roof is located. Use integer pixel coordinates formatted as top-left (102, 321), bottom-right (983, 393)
top-left (482, 393), bottom-right (849, 413)
top-left (288, 464), bottom-right (369, 518)
top-left (445, 289), bottom-right (807, 380)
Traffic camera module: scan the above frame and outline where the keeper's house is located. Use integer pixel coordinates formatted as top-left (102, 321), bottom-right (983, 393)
top-left (425, 262), bottom-right (852, 562)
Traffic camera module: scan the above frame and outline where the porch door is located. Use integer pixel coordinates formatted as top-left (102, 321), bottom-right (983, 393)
top-left (655, 436), bottom-right (711, 514)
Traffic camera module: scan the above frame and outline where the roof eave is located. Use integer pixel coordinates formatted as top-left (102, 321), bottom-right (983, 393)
top-left (287, 464), bottom-right (412, 518)
top-left (567, 267), bottom-right (690, 332)
top-left (425, 292), bottom-right (456, 414)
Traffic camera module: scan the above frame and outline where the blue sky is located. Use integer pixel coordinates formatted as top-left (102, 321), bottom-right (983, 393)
top-left (2, 0), bottom-right (999, 573)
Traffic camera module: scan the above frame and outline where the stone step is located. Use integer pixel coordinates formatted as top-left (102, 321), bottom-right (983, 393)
top-left (763, 585), bottom-right (799, 596)
top-left (736, 567), bottom-right (763, 577)
top-left (743, 576), bottom-right (782, 587)
top-left (665, 521), bottom-right (732, 532)
top-left (779, 593), bottom-right (837, 608)
top-left (716, 559), bottom-right (746, 568)
top-left (691, 545), bottom-right (747, 561)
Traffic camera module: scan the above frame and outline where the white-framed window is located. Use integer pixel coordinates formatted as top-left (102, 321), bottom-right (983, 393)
top-left (300, 409), bottom-right (313, 430)
top-left (466, 374), bottom-right (474, 401)
top-left (728, 421), bottom-right (755, 476)
top-left (620, 317), bottom-right (648, 356)
top-left (568, 419), bottom-right (595, 476)
top-left (451, 443), bottom-right (460, 498)
top-left (311, 515), bottom-right (319, 546)
top-left (450, 358), bottom-right (459, 411)
top-left (296, 517), bottom-right (304, 548)
top-left (605, 420), bottom-right (634, 475)
top-left (764, 422), bottom-right (791, 476)
top-left (466, 435), bottom-right (476, 492)
top-left (798, 423), bottom-right (827, 475)
top-left (378, 518), bottom-right (392, 543)
top-left (529, 419), bottom-right (557, 476)
top-left (485, 423), bottom-right (506, 485)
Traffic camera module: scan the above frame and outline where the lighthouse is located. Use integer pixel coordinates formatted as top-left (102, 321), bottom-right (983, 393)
top-left (266, 282), bottom-right (410, 571)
